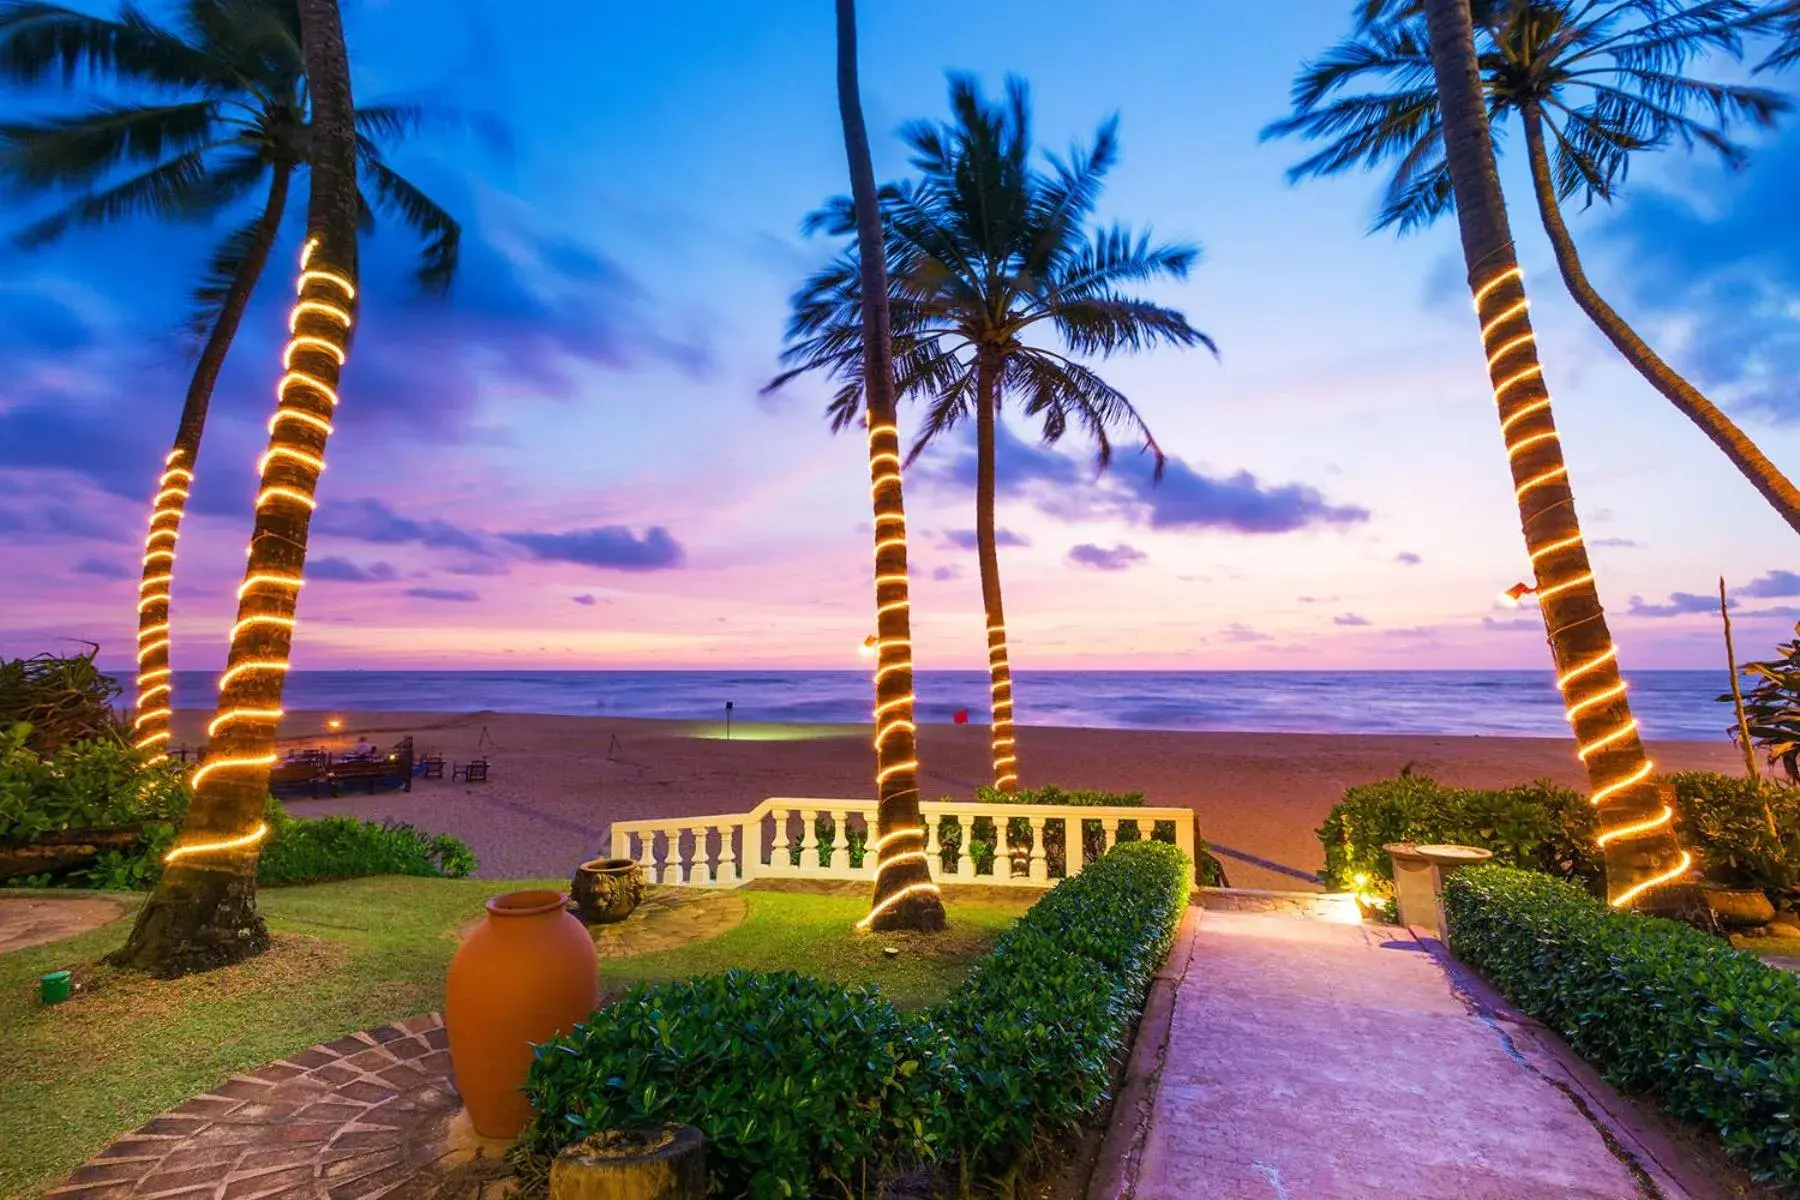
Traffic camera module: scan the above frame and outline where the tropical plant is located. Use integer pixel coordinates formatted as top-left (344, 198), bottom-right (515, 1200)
top-left (0, 646), bottom-right (122, 753)
top-left (830, 0), bottom-right (943, 933)
top-left (770, 75), bottom-right (1211, 792)
top-left (112, 0), bottom-right (361, 976)
top-left (1266, 0), bottom-right (1800, 534)
top-left (1725, 622), bottom-right (1800, 781)
top-left (1314, 0), bottom-right (1691, 909)
top-left (0, 0), bottom-right (464, 756)
top-left (1760, 0), bottom-right (1800, 70)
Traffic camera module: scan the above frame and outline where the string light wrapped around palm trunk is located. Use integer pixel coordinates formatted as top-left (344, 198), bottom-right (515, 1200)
top-left (165, 236), bottom-right (353, 866)
top-left (856, 419), bottom-right (940, 930)
top-left (131, 449), bottom-right (195, 757)
top-left (1474, 266), bottom-right (1691, 908)
top-left (987, 623), bottom-right (1018, 790)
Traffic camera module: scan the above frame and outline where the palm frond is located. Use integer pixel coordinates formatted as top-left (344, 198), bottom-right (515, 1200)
top-left (0, 1), bottom-right (232, 87)
top-left (0, 99), bottom-right (219, 188)
top-left (357, 151), bottom-right (460, 292)
top-left (12, 144), bottom-right (214, 246)
top-left (185, 210), bottom-right (263, 342)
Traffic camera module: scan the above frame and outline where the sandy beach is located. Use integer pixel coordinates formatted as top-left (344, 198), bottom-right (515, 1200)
top-left (168, 711), bottom-right (1746, 892)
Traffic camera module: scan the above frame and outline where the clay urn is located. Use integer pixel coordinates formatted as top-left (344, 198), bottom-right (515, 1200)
top-left (446, 890), bottom-right (600, 1139)
top-left (571, 857), bottom-right (645, 925)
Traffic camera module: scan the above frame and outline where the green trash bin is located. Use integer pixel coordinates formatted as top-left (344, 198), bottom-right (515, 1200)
top-left (41, 970), bottom-right (73, 1005)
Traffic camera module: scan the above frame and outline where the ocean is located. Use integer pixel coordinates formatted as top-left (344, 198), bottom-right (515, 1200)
top-left (159, 669), bottom-right (1742, 741)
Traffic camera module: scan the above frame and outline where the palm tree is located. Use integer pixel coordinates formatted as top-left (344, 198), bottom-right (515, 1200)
top-left (1266, 0), bottom-right (1800, 535)
top-left (770, 75), bottom-right (1212, 792)
top-left (0, 0), bottom-right (461, 759)
top-left (113, 0), bottom-right (361, 976)
top-left (1761, 0), bottom-right (1800, 69)
top-left (831, 0), bottom-right (944, 934)
top-left (1384, 0), bottom-right (1691, 908)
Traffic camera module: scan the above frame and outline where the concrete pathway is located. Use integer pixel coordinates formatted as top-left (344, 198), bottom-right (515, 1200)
top-left (1124, 912), bottom-right (1661, 1200)
top-left (0, 894), bottom-right (130, 954)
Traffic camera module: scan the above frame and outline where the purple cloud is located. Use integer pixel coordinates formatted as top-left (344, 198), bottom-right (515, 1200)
top-left (1741, 570), bottom-right (1800, 599)
top-left (1333, 613), bottom-right (1370, 626)
top-left (1395, 551), bottom-right (1422, 565)
top-left (501, 526), bottom-right (685, 571)
top-left (313, 498), bottom-right (488, 555)
top-left (1219, 623), bottom-right (1272, 643)
top-left (931, 565), bottom-right (962, 581)
top-left (572, 593), bottom-right (599, 606)
top-left (1591, 537), bottom-right (1641, 549)
top-left (1067, 543), bottom-right (1147, 571)
top-left (943, 528), bottom-right (1031, 550)
top-left (1629, 591), bottom-right (1725, 618)
top-left (72, 557), bottom-right (130, 580)
top-left (1482, 615), bottom-right (1540, 631)
top-left (404, 587), bottom-right (480, 603)
top-left (309, 557), bottom-right (398, 583)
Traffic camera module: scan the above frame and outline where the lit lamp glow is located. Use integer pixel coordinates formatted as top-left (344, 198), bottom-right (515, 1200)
top-left (856, 419), bottom-right (940, 931)
top-left (1474, 266), bottom-right (1692, 907)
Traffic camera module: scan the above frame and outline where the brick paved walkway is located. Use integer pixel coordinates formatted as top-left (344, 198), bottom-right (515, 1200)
top-left (49, 1015), bottom-right (515, 1200)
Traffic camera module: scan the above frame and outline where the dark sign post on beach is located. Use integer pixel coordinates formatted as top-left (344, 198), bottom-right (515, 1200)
top-left (725, 701), bottom-right (733, 741)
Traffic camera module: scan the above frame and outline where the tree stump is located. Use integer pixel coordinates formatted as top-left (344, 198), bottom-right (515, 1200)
top-left (550, 1126), bottom-right (705, 1200)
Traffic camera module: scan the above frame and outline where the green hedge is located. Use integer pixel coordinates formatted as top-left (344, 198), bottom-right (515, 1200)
top-left (522, 840), bottom-right (1194, 1196)
top-left (1444, 865), bottom-right (1800, 1186)
top-left (1317, 770), bottom-right (1600, 899)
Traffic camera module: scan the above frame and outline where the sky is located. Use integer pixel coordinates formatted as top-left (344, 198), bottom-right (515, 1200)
top-left (3, 0), bottom-right (1800, 674)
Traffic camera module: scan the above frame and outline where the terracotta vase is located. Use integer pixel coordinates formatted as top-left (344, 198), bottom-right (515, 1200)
top-left (571, 857), bottom-right (644, 925)
top-left (445, 890), bottom-right (600, 1138)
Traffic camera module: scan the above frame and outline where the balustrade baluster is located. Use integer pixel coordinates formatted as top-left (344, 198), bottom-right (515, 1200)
top-left (830, 809), bottom-right (849, 875)
top-left (1102, 819), bottom-right (1118, 855)
top-left (1066, 817), bottom-right (1085, 877)
top-left (1028, 816), bottom-right (1048, 883)
top-left (636, 831), bottom-right (655, 880)
top-left (800, 807), bottom-right (822, 873)
top-left (924, 817), bottom-right (942, 882)
top-left (694, 826), bottom-right (715, 885)
top-left (718, 823), bottom-right (738, 883)
top-left (771, 808), bottom-right (791, 876)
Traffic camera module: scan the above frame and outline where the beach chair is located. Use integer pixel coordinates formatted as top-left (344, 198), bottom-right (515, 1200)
top-left (420, 755), bottom-right (445, 780)
top-left (453, 758), bottom-right (490, 784)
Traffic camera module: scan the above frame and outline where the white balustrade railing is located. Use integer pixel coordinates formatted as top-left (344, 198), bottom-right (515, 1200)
top-left (609, 796), bottom-right (1195, 890)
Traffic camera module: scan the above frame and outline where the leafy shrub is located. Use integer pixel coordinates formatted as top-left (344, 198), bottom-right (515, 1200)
top-left (0, 647), bottom-right (124, 754)
top-left (523, 972), bottom-right (946, 1198)
top-left (1668, 771), bottom-right (1800, 898)
top-left (1729, 622), bottom-right (1800, 782)
top-left (1318, 769), bottom-right (1600, 899)
top-left (524, 841), bottom-right (1194, 1195)
top-left (1445, 865), bottom-right (1800, 1186)
top-left (934, 840), bottom-right (1193, 1178)
top-left (256, 800), bottom-right (477, 885)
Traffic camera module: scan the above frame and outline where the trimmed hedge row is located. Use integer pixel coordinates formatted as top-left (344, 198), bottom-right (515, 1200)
top-left (1444, 865), bottom-right (1800, 1187)
top-left (522, 840), bottom-right (1193, 1197)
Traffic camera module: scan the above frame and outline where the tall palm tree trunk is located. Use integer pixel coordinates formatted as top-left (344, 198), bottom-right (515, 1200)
top-left (973, 347), bottom-right (1018, 792)
top-left (131, 164), bottom-right (294, 760)
top-left (1518, 102), bottom-right (1800, 536)
top-left (1421, 0), bottom-right (1690, 910)
top-left (113, 0), bottom-right (361, 976)
top-left (835, 0), bottom-right (945, 934)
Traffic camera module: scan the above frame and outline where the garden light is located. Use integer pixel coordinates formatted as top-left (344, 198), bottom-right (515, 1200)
top-left (162, 821), bottom-right (269, 865)
top-left (1473, 266), bottom-right (1690, 907)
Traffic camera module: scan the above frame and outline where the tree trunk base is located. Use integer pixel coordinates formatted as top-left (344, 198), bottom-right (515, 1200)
top-left (867, 890), bottom-right (947, 933)
top-left (1633, 881), bottom-right (1720, 936)
top-left (109, 863), bottom-right (269, 978)
top-left (551, 1125), bottom-right (706, 1200)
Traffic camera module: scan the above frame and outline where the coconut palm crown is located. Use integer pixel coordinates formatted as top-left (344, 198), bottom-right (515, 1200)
top-left (1264, 0), bottom-right (1800, 536)
top-left (767, 73), bottom-right (1213, 791)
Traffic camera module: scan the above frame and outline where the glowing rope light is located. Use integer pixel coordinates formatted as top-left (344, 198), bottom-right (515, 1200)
top-left (162, 820), bottom-right (270, 864)
top-left (1477, 265), bottom-right (1687, 906)
top-left (862, 418), bottom-right (942, 921)
top-left (189, 237), bottom-right (355, 820)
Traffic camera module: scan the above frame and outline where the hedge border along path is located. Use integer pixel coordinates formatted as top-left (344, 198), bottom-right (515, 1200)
top-left (1445, 864), bottom-right (1800, 1191)
top-left (45, 1014), bottom-right (511, 1200)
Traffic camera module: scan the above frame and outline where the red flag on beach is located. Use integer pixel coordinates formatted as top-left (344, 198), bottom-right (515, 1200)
top-left (952, 710), bottom-right (969, 725)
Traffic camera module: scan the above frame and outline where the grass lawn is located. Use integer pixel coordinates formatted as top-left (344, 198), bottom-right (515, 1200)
top-left (0, 878), bottom-right (1026, 1199)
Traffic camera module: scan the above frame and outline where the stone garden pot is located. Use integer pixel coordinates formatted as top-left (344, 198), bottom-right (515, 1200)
top-left (571, 857), bottom-right (645, 925)
top-left (445, 890), bottom-right (600, 1139)
top-left (1702, 886), bottom-right (1776, 929)
top-left (550, 1125), bottom-right (706, 1200)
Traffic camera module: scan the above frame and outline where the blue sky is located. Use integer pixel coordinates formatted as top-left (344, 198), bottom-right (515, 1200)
top-left (2, 0), bottom-right (1798, 672)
